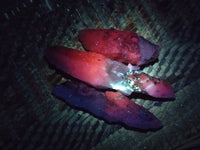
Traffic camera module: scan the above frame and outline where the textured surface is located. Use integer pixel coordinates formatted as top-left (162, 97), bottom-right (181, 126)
top-left (1, 0), bottom-right (200, 150)
top-left (79, 29), bottom-right (159, 65)
top-left (52, 80), bottom-right (162, 130)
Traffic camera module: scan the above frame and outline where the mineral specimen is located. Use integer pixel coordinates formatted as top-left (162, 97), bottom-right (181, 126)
top-left (45, 46), bottom-right (174, 98)
top-left (53, 80), bottom-right (162, 130)
top-left (45, 29), bottom-right (174, 130)
top-left (79, 29), bottom-right (159, 65)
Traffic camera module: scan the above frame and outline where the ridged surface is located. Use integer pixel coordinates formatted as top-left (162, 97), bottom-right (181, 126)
top-left (1, 0), bottom-right (200, 150)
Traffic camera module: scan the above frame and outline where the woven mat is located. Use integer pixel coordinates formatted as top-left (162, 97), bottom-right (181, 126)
top-left (1, 0), bottom-right (200, 150)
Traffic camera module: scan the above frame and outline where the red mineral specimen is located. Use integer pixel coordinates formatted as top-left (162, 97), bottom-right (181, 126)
top-left (45, 28), bottom-right (175, 131)
top-left (53, 80), bottom-right (162, 130)
top-left (45, 46), bottom-right (174, 98)
top-left (79, 29), bottom-right (159, 65)
top-left (45, 46), bottom-right (110, 88)
top-left (128, 73), bottom-right (174, 98)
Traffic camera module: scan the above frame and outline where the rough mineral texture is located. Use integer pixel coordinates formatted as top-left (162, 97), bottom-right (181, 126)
top-left (45, 46), bottom-right (174, 97)
top-left (52, 80), bottom-right (162, 130)
top-left (79, 29), bottom-right (159, 65)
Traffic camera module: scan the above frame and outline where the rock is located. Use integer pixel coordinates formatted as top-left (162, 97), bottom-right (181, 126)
top-left (52, 80), bottom-right (162, 130)
top-left (79, 29), bottom-right (159, 65)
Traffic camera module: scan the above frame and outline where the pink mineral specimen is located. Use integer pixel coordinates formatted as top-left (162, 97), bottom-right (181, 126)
top-left (127, 73), bottom-right (174, 98)
top-left (53, 80), bottom-right (162, 130)
top-left (45, 31), bottom-right (174, 130)
top-left (45, 46), bottom-right (110, 88)
top-left (79, 29), bottom-right (159, 65)
top-left (45, 46), bottom-right (174, 98)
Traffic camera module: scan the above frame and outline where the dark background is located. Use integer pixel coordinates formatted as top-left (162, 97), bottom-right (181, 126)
top-left (0, 0), bottom-right (200, 150)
